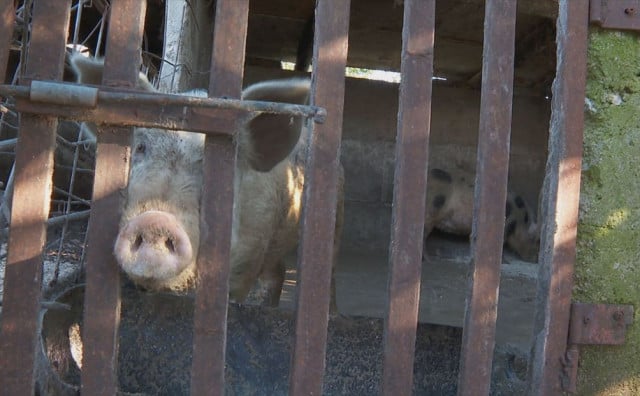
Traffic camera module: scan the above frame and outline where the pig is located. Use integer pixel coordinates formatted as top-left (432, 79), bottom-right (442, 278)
top-left (69, 53), bottom-right (343, 310)
top-left (424, 166), bottom-right (539, 262)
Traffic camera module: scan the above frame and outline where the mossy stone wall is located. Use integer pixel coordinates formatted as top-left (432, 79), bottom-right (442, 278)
top-left (576, 28), bottom-right (640, 395)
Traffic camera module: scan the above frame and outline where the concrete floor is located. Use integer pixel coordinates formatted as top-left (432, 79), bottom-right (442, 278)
top-left (279, 233), bottom-right (539, 350)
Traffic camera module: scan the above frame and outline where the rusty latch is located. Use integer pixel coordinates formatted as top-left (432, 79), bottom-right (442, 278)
top-left (590, 0), bottom-right (640, 30)
top-left (562, 303), bottom-right (634, 393)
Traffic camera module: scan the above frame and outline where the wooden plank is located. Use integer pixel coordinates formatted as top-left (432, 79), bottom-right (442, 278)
top-left (0, 1), bottom-right (70, 395)
top-left (528, 1), bottom-right (589, 394)
top-left (457, 0), bottom-right (517, 394)
top-left (289, 1), bottom-right (350, 394)
top-left (80, 1), bottom-right (147, 395)
top-left (381, 0), bottom-right (435, 394)
top-left (190, 0), bottom-right (248, 395)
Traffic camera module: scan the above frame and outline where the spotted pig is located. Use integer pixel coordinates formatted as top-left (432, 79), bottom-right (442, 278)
top-left (70, 53), bottom-right (343, 310)
top-left (424, 167), bottom-right (539, 262)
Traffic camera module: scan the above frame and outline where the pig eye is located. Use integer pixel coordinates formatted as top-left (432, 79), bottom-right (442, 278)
top-left (134, 142), bottom-right (146, 155)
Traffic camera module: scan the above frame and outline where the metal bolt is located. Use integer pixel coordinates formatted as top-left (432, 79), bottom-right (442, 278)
top-left (625, 8), bottom-right (636, 15)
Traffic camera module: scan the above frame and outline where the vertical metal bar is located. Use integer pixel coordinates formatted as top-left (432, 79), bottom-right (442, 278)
top-left (289, 1), bottom-right (350, 394)
top-left (190, 1), bottom-right (248, 395)
top-left (381, 0), bottom-right (435, 394)
top-left (0, 1), bottom-right (70, 395)
top-left (528, 1), bottom-right (589, 394)
top-left (0, 0), bottom-right (15, 84)
top-left (81, 1), bottom-right (147, 395)
top-left (457, 1), bottom-right (517, 394)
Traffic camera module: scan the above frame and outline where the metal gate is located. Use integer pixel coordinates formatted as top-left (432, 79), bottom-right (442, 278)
top-left (0, 0), bottom-right (603, 395)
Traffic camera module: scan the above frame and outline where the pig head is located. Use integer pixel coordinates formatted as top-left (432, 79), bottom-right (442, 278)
top-left (70, 53), bottom-right (343, 309)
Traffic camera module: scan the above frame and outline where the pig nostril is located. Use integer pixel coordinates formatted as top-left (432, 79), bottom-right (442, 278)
top-left (133, 235), bottom-right (143, 251)
top-left (165, 238), bottom-right (176, 253)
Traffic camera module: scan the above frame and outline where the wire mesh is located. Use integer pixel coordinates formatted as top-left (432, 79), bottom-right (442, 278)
top-left (0, 0), bottom-right (166, 301)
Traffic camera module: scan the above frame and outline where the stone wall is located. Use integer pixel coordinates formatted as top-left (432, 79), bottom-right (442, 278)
top-left (576, 29), bottom-right (640, 395)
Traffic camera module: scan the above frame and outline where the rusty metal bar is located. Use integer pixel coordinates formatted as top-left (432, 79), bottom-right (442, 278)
top-left (0, 1), bottom-right (70, 395)
top-left (0, 82), bottom-right (327, 123)
top-left (13, 95), bottom-right (238, 134)
top-left (457, 1), bottom-right (517, 395)
top-left (80, 1), bottom-right (147, 395)
top-left (381, 0), bottom-right (435, 394)
top-left (190, 0), bottom-right (248, 395)
top-left (0, 0), bottom-right (15, 86)
top-left (289, 1), bottom-right (350, 394)
top-left (529, 1), bottom-right (589, 394)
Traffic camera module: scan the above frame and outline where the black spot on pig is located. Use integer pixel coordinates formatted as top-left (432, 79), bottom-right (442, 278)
top-left (431, 168), bottom-right (453, 184)
top-left (514, 195), bottom-right (525, 208)
top-left (506, 220), bottom-right (517, 238)
top-left (433, 194), bottom-right (446, 209)
top-left (423, 167), bottom-right (540, 262)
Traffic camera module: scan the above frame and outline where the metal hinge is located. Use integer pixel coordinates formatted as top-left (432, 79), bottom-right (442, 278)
top-left (590, 0), bottom-right (640, 30)
top-left (561, 303), bottom-right (634, 393)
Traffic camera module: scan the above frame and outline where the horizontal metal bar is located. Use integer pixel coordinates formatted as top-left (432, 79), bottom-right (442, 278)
top-left (30, 80), bottom-right (98, 107)
top-left (14, 97), bottom-right (240, 135)
top-left (0, 208), bottom-right (91, 237)
top-left (0, 81), bottom-right (327, 123)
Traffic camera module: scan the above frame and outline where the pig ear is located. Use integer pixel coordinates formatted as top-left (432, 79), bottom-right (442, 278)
top-left (240, 78), bottom-right (310, 172)
top-left (67, 51), bottom-right (156, 92)
top-left (68, 52), bottom-right (155, 139)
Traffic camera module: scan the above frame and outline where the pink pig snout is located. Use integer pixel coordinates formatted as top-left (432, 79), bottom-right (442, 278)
top-left (114, 210), bottom-right (193, 282)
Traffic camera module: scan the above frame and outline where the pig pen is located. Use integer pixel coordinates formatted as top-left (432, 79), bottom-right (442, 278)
top-left (0, 1), bottom-right (572, 394)
top-left (16, 68), bottom-right (547, 395)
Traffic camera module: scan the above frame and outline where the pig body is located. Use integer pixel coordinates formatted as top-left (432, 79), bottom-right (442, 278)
top-left (71, 54), bottom-right (342, 309)
top-left (424, 167), bottom-right (539, 262)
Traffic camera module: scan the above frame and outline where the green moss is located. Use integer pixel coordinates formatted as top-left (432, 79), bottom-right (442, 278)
top-left (576, 28), bottom-right (640, 395)
top-left (585, 29), bottom-right (640, 118)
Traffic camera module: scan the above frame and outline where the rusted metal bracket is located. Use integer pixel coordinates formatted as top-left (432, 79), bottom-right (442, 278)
top-left (590, 0), bottom-right (640, 30)
top-left (562, 303), bottom-right (634, 393)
